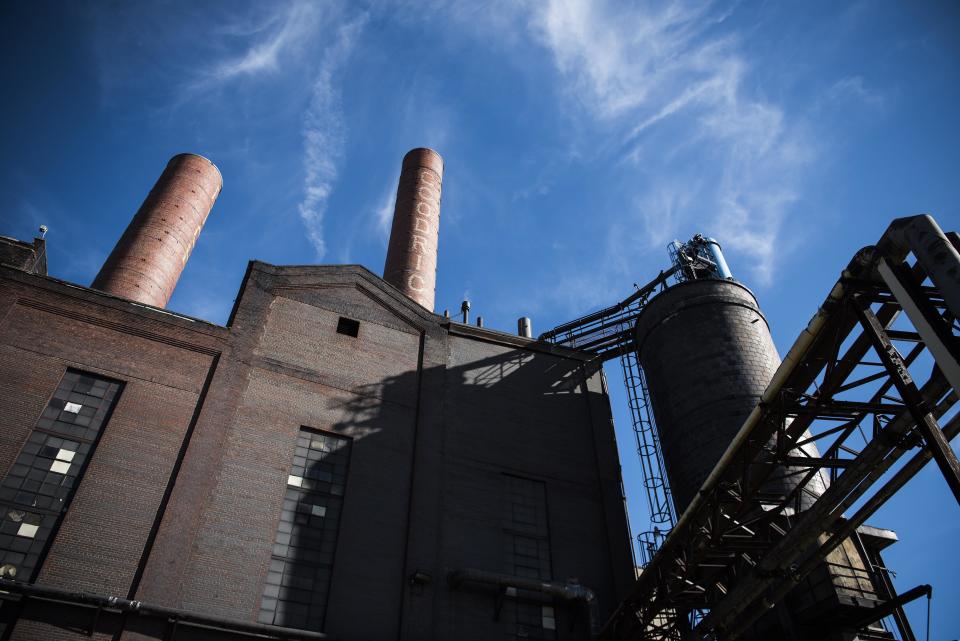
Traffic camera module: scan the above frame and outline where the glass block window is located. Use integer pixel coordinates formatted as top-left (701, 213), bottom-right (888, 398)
top-left (503, 475), bottom-right (556, 641)
top-left (258, 429), bottom-right (351, 631)
top-left (0, 370), bottom-right (121, 582)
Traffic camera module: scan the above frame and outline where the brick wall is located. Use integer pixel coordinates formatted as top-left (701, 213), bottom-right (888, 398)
top-left (0, 267), bottom-right (223, 641)
top-left (0, 263), bottom-right (633, 641)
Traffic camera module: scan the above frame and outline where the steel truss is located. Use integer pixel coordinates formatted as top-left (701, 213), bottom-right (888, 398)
top-left (598, 215), bottom-right (960, 640)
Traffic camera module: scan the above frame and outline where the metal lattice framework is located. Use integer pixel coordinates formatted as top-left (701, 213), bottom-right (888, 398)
top-left (546, 216), bottom-right (960, 640)
top-left (606, 216), bottom-right (960, 640)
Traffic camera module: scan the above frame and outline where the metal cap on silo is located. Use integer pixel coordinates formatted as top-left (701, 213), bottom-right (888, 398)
top-left (92, 153), bottom-right (222, 308)
top-left (383, 148), bottom-right (443, 311)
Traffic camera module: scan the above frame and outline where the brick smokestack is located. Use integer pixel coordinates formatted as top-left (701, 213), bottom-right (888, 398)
top-left (383, 148), bottom-right (443, 311)
top-left (92, 153), bottom-right (222, 308)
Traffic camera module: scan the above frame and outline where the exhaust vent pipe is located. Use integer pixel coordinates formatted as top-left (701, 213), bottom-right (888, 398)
top-left (518, 317), bottom-right (532, 338)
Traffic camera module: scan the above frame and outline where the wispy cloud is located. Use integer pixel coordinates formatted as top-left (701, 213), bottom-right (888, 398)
top-left (822, 75), bottom-right (886, 110)
top-left (372, 178), bottom-right (398, 242)
top-left (298, 15), bottom-right (368, 259)
top-left (531, 0), bottom-right (729, 120)
top-left (208, 2), bottom-right (321, 82)
top-left (361, 77), bottom-right (454, 247)
top-left (175, 1), bottom-right (367, 259)
top-left (524, 0), bottom-right (810, 287)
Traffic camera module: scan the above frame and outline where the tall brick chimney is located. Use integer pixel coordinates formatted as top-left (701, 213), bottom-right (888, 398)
top-left (383, 148), bottom-right (443, 311)
top-left (92, 153), bottom-right (222, 308)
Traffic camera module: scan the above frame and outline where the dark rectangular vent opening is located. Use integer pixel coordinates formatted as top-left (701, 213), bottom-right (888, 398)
top-left (336, 317), bottom-right (360, 337)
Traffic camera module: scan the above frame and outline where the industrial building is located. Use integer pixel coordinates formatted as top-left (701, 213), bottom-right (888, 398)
top-left (0, 148), bottom-right (957, 641)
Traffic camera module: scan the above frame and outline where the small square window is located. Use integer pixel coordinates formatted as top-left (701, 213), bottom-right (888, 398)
top-left (336, 317), bottom-right (360, 337)
top-left (63, 402), bottom-right (82, 413)
top-left (55, 449), bottom-right (75, 462)
top-left (311, 505), bottom-right (327, 517)
top-left (287, 475), bottom-right (303, 487)
top-left (16, 523), bottom-right (38, 539)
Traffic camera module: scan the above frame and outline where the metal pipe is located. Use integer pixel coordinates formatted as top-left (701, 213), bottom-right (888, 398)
top-left (518, 317), bottom-right (533, 338)
top-left (878, 215), bottom-right (960, 322)
top-left (449, 568), bottom-right (598, 635)
top-left (0, 579), bottom-right (330, 640)
top-left (449, 568), bottom-right (596, 602)
top-left (476, 316), bottom-right (483, 328)
top-left (460, 299), bottom-right (470, 324)
top-left (703, 237), bottom-right (732, 279)
top-left (947, 230), bottom-right (960, 254)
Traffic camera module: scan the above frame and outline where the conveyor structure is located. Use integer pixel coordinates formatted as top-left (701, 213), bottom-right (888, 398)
top-left (542, 215), bottom-right (960, 640)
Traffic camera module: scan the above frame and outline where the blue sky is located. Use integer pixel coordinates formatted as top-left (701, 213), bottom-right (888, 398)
top-left (2, 0), bottom-right (958, 634)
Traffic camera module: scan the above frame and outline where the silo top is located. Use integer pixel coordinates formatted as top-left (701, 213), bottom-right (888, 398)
top-left (633, 278), bottom-right (771, 354)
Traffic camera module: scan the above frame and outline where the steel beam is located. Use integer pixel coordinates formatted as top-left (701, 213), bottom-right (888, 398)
top-left (878, 257), bottom-right (960, 396)
top-left (849, 584), bottom-right (931, 631)
top-left (854, 298), bottom-right (960, 505)
top-left (718, 405), bottom-right (957, 641)
top-left (879, 215), bottom-right (960, 319)
top-left (693, 347), bottom-right (952, 639)
top-left (561, 217), bottom-right (960, 641)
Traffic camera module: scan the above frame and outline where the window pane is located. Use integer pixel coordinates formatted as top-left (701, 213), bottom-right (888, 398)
top-left (261, 429), bottom-right (350, 632)
top-left (503, 475), bottom-right (556, 640)
top-left (0, 370), bottom-right (121, 582)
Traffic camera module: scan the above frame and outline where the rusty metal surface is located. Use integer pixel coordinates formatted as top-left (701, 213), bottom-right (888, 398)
top-left (383, 148), bottom-right (443, 311)
top-left (92, 153), bottom-right (222, 308)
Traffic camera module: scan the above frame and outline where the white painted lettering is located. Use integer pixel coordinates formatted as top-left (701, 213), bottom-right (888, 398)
top-left (407, 274), bottom-right (426, 291)
top-left (410, 235), bottom-right (426, 254)
top-left (413, 215), bottom-right (432, 233)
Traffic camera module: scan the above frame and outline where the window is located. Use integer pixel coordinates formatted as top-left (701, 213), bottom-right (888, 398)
top-left (335, 317), bottom-right (360, 337)
top-left (258, 429), bottom-right (351, 631)
top-left (503, 474), bottom-right (556, 641)
top-left (542, 605), bottom-right (556, 630)
top-left (0, 370), bottom-right (121, 581)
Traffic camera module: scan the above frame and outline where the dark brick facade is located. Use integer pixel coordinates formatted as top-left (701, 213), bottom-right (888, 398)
top-left (0, 259), bottom-right (634, 640)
